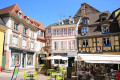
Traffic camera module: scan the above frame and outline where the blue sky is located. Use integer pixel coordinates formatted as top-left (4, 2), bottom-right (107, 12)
top-left (0, 0), bottom-right (120, 27)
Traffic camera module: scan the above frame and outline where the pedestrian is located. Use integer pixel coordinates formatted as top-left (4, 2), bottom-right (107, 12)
top-left (116, 70), bottom-right (120, 80)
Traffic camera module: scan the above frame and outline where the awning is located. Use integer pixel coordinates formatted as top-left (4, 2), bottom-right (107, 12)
top-left (77, 54), bottom-right (120, 64)
top-left (41, 56), bottom-right (68, 60)
top-left (68, 53), bottom-right (77, 57)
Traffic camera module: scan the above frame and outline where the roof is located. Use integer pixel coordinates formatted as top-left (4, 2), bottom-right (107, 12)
top-left (75, 3), bottom-right (100, 17)
top-left (0, 4), bottom-right (45, 31)
top-left (80, 11), bottom-right (111, 25)
top-left (47, 16), bottom-right (80, 27)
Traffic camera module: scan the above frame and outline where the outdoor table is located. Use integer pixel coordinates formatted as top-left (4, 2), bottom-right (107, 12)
top-left (26, 71), bottom-right (36, 79)
top-left (52, 72), bottom-right (62, 80)
top-left (47, 69), bottom-right (54, 75)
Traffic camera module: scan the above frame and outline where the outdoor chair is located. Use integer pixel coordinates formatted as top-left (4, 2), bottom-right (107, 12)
top-left (23, 71), bottom-right (31, 80)
top-left (50, 71), bottom-right (58, 78)
top-left (56, 73), bottom-right (64, 80)
top-left (33, 71), bottom-right (38, 80)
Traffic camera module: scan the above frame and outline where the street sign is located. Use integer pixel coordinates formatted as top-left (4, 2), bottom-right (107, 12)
top-left (11, 66), bottom-right (19, 80)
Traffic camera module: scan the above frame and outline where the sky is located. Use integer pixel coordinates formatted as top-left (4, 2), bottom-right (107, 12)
top-left (0, 0), bottom-right (120, 27)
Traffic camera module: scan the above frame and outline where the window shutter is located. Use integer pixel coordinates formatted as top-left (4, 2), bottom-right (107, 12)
top-left (9, 34), bottom-right (13, 45)
top-left (27, 40), bottom-right (30, 49)
top-left (33, 42), bottom-right (36, 50)
top-left (20, 24), bottom-right (23, 34)
top-left (11, 20), bottom-right (14, 29)
top-left (88, 39), bottom-right (92, 47)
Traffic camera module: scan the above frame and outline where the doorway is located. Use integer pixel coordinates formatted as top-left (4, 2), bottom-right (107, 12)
top-left (22, 54), bottom-right (26, 68)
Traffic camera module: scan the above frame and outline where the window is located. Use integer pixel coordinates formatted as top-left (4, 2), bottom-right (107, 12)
top-left (61, 42), bottom-right (66, 50)
top-left (103, 38), bottom-right (111, 46)
top-left (23, 27), bottom-right (27, 35)
top-left (69, 28), bottom-right (74, 35)
top-left (30, 42), bottom-right (34, 49)
top-left (83, 19), bottom-right (88, 24)
top-left (62, 28), bottom-right (66, 36)
top-left (82, 40), bottom-right (88, 47)
top-left (12, 36), bottom-right (18, 45)
top-left (27, 54), bottom-right (33, 65)
top-left (54, 59), bottom-right (59, 64)
top-left (11, 52), bottom-right (21, 66)
top-left (41, 42), bottom-right (43, 48)
top-left (22, 39), bottom-right (26, 48)
top-left (14, 22), bottom-right (19, 31)
top-left (17, 12), bottom-right (22, 19)
top-left (31, 31), bottom-right (34, 38)
top-left (69, 41), bottom-right (74, 50)
top-left (26, 18), bottom-right (29, 23)
top-left (69, 20), bottom-right (74, 24)
top-left (54, 42), bottom-right (58, 50)
top-left (102, 25), bottom-right (109, 33)
top-left (48, 29), bottom-right (51, 33)
top-left (54, 29), bottom-right (59, 36)
top-left (37, 30), bottom-right (41, 36)
top-left (101, 16), bottom-right (106, 21)
top-left (81, 27), bottom-right (87, 35)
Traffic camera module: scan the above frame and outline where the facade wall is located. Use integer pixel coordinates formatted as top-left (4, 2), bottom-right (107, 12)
top-left (0, 30), bottom-right (5, 68)
top-left (3, 17), bottom-right (37, 70)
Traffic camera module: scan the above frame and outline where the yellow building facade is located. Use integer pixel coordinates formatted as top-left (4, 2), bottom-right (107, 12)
top-left (0, 24), bottom-right (7, 71)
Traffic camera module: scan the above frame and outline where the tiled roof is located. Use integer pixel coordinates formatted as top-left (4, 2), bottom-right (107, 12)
top-left (0, 4), bottom-right (45, 31)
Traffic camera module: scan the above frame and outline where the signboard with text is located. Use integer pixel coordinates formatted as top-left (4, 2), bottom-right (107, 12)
top-left (11, 66), bottom-right (19, 80)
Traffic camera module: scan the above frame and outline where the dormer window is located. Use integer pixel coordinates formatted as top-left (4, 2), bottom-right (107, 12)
top-left (83, 19), bottom-right (88, 24)
top-left (69, 16), bottom-right (74, 24)
top-left (17, 11), bottom-right (22, 19)
top-left (102, 24), bottom-right (109, 33)
top-left (69, 20), bottom-right (74, 24)
top-left (26, 18), bottom-right (29, 23)
top-left (59, 20), bottom-right (63, 25)
top-left (101, 16), bottom-right (106, 21)
top-left (81, 27), bottom-right (87, 35)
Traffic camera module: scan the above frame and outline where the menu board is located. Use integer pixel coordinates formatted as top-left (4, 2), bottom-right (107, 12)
top-left (11, 66), bottom-right (19, 80)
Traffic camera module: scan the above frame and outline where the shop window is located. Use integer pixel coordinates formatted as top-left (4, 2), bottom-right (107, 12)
top-left (60, 59), bottom-right (65, 64)
top-left (27, 54), bottom-right (33, 65)
top-left (11, 52), bottom-right (21, 66)
top-left (83, 19), bottom-right (88, 24)
top-left (54, 59), bottom-right (59, 64)
top-left (62, 28), bottom-right (66, 36)
top-left (82, 40), bottom-right (88, 47)
top-left (103, 38), bottom-right (111, 46)
top-left (69, 28), bottom-right (74, 35)
top-left (81, 27), bottom-right (87, 35)
top-left (14, 22), bottom-right (19, 31)
top-left (102, 25), bottom-right (109, 33)
top-left (12, 36), bottom-right (18, 45)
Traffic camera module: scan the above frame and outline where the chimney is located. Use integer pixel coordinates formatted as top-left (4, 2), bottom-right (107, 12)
top-left (81, 3), bottom-right (86, 16)
top-left (69, 16), bottom-right (72, 19)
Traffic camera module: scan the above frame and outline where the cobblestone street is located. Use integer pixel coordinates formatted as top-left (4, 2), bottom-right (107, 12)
top-left (0, 71), bottom-right (76, 80)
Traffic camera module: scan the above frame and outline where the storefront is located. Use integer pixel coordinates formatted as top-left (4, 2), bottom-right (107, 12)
top-left (9, 48), bottom-right (35, 69)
